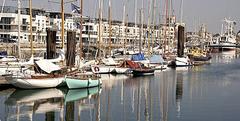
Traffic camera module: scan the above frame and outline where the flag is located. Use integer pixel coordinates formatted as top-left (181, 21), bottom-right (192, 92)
top-left (71, 3), bottom-right (80, 14)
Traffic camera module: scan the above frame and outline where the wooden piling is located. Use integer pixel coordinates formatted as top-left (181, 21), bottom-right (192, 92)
top-left (177, 25), bottom-right (184, 57)
top-left (66, 31), bottom-right (76, 67)
top-left (46, 29), bottom-right (57, 59)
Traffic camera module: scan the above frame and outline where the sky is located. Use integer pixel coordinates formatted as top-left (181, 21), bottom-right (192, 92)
top-left (1, 0), bottom-right (240, 33)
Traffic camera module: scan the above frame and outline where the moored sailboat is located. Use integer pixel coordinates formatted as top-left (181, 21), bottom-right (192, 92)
top-left (4, 59), bottom-right (66, 89)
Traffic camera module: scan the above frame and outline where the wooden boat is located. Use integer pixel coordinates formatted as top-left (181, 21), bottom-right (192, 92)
top-left (132, 68), bottom-right (155, 76)
top-left (131, 61), bottom-right (155, 76)
top-left (188, 48), bottom-right (211, 62)
top-left (4, 60), bottom-right (67, 89)
top-left (5, 74), bottom-right (65, 89)
top-left (114, 60), bottom-right (134, 74)
top-left (65, 73), bottom-right (102, 89)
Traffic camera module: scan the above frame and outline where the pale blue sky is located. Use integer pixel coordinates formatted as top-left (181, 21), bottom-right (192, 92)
top-left (1, 0), bottom-right (240, 33)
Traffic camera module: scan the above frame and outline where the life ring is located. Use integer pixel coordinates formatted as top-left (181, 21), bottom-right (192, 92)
top-left (94, 66), bottom-right (100, 72)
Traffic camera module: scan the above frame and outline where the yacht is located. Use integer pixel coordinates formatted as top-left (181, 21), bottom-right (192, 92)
top-left (219, 18), bottom-right (237, 51)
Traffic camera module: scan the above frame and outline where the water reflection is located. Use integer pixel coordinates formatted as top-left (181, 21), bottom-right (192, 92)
top-left (214, 50), bottom-right (238, 64)
top-left (176, 73), bottom-right (183, 118)
top-left (3, 87), bottom-right (101, 121)
top-left (1, 52), bottom-right (240, 121)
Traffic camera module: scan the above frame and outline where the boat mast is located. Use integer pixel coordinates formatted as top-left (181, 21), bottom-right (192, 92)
top-left (147, 0), bottom-right (152, 56)
top-left (152, 0), bottom-right (156, 54)
top-left (98, 0), bottom-right (103, 58)
top-left (79, 0), bottom-right (83, 58)
top-left (29, 0), bottom-right (33, 57)
top-left (17, 0), bottom-right (21, 59)
top-left (61, 0), bottom-right (64, 49)
top-left (164, 0), bottom-right (169, 54)
top-left (122, 1), bottom-right (126, 55)
top-left (134, 0), bottom-right (137, 48)
top-left (139, 0), bottom-right (144, 53)
top-left (108, 0), bottom-right (112, 56)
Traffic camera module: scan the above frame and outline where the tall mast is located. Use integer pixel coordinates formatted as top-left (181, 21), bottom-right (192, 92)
top-left (61, 0), bottom-right (64, 49)
top-left (147, 0), bottom-right (152, 56)
top-left (17, 0), bottom-right (21, 59)
top-left (122, 2), bottom-right (126, 54)
top-left (29, 0), bottom-right (33, 57)
top-left (152, 0), bottom-right (156, 53)
top-left (134, 0), bottom-right (138, 28)
top-left (79, 0), bottom-right (83, 58)
top-left (134, 0), bottom-right (138, 48)
top-left (98, 0), bottom-right (103, 58)
top-left (164, 0), bottom-right (169, 53)
top-left (108, 0), bottom-right (112, 56)
top-left (139, 0), bottom-right (144, 53)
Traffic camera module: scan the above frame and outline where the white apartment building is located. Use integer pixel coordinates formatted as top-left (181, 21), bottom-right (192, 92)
top-left (0, 6), bottom-right (179, 51)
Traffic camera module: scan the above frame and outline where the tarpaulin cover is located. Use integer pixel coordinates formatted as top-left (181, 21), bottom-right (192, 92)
top-left (131, 53), bottom-right (145, 61)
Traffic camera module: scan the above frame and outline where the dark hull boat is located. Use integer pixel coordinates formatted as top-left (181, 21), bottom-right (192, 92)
top-left (132, 68), bottom-right (155, 76)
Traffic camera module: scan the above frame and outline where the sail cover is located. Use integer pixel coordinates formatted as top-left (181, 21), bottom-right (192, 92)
top-left (149, 55), bottom-right (165, 64)
top-left (35, 60), bottom-right (61, 74)
top-left (131, 53), bottom-right (145, 61)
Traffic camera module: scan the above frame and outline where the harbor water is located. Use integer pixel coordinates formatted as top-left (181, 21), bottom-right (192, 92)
top-left (1, 51), bottom-right (240, 121)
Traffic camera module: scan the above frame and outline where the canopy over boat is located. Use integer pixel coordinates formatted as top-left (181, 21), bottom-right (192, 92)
top-left (35, 60), bottom-right (61, 74)
top-left (102, 57), bottom-right (119, 66)
top-left (120, 60), bottom-right (140, 68)
top-left (149, 55), bottom-right (165, 64)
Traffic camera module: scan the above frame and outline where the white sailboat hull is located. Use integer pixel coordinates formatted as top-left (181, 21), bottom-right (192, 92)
top-left (175, 57), bottom-right (192, 67)
top-left (91, 65), bottom-right (115, 74)
top-left (115, 67), bottom-right (131, 74)
top-left (5, 76), bottom-right (64, 89)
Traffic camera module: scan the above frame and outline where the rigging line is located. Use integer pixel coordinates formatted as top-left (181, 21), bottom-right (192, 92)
top-left (48, 0), bottom-right (77, 4)
top-left (170, 0), bottom-right (174, 16)
top-left (0, 0), bottom-right (6, 20)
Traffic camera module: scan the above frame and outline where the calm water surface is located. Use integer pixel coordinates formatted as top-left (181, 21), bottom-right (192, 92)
top-left (1, 51), bottom-right (240, 121)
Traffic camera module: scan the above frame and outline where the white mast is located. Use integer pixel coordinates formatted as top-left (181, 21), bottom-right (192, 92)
top-left (17, 0), bottom-right (21, 59)
top-left (134, 0), bottom-right (138, 48)
top-left (147, 0), bottom-right (152, 56)
top-left (134, 0), bottom-right (138, 28)
top-left (97, 0), bottom-right (103, 58)
top-left (122, 1), bottom-right (126, 54)
top-left (108, 0), bottom-right (112, 56)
